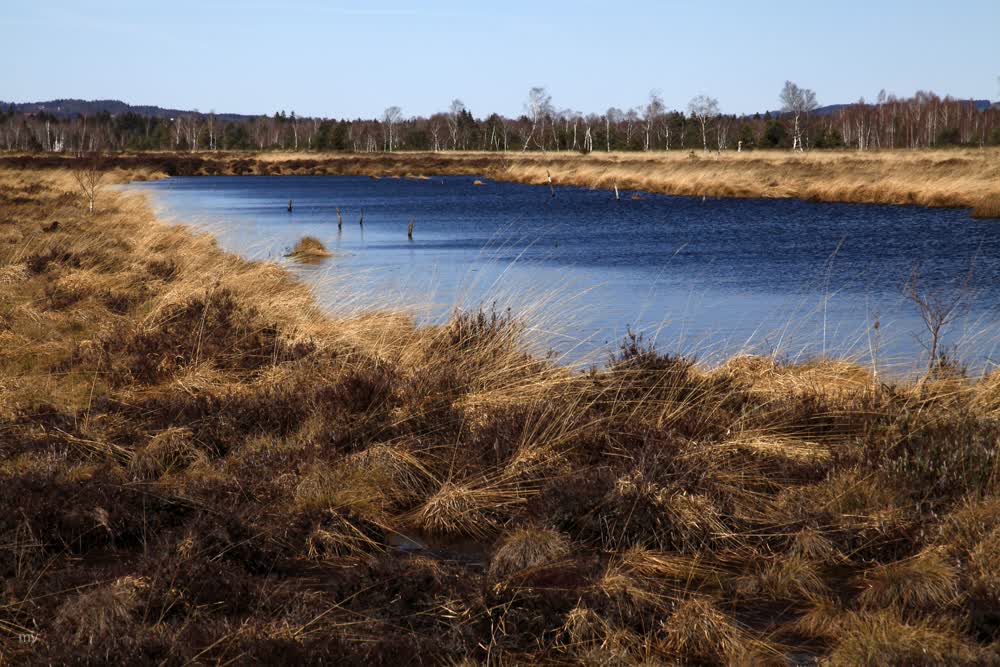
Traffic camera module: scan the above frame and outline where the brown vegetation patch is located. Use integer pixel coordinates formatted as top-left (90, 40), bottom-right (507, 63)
top-left (286, 235), bottom-right (333, 261)
top-left (2, 165), bottom-right (1000, 663)
top-left (971, 193), bottom-right (1000, 219)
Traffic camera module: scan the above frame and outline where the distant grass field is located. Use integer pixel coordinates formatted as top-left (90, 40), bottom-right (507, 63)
top-left (4, 147), bottom-right (1000, 217)
top-left (1, 167), bottom-right (999, 663)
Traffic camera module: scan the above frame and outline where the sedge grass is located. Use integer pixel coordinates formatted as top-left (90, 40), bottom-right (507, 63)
top-left (1, 166), bottom-right (999, 663)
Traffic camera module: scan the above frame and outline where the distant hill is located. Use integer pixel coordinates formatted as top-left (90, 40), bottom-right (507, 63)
top-left (3, 98), bottom-right (997, 121)
top-left (813, 100), bottom-right (994, 115)
top-left (755, 100), bottom-right (995, 118)
top-left (0, 99), bottom-right (255, 122)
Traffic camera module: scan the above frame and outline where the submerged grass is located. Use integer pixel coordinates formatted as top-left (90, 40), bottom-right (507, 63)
top-left (1, 166), bottom-right (1000, 663)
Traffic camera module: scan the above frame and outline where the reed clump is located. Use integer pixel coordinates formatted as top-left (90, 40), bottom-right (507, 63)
top-left (2, 166), bottom-right (1000, 664)
top-left (287, 235), bottom-right (332, 260)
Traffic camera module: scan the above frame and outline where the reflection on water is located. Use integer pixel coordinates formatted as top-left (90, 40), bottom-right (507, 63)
top-left (129, 175), bottom-right (1000, 374)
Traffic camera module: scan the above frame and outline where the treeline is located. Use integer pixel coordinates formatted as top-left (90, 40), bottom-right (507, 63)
top-left (2, 87), bottom-right (998, 154)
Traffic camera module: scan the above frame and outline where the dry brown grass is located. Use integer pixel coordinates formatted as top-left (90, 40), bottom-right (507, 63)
top-left (824, 610), bottom-right (984, 666)
top-left (6, 147), bottom-right (1000, 214)
top-left (972, 193), bottom-right (1000, 219)
top-left (857, 547), bottom-right (960, 612)
top-left (1, 165), bottom-right (1000, 664)
top-left (488, 525), bottom-right (570, 578)
top-left (497, 148), bottom-right (1000, 214)
top-left (286, 235), bottom-right (333, 261)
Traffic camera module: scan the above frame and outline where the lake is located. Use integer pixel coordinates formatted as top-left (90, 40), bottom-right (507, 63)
top-left (129, 175), bottom-right (1000, 373)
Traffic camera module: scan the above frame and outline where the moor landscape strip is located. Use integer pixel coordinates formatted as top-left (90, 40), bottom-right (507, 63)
top-left (1, 163), bottom-right (999, 664)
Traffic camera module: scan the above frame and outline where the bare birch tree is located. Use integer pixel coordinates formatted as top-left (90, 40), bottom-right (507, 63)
top-left (447, 100), bottom-right (465, 150)
top-left (605, 107), bottom-right (621, 152)
top-left (522, 87), bottom-right (552, 151)
top-left (186, 112), bottom-right (199, 151)
top-left (72, 153), bottom-right (106, 214)
top-left (382, 106), bottom-right (402, 152)
top-left (429, 112), bottom-right (447, 151)
top-left (688, 95), bottom-right (719, 152)
top-left (643, 91), bottom-right (665, 151)
top-left (905, 264), bottom-right (975, 380)
top-left (780, 81), bottom-right (818, 151)
top-left (207, 110), bottom-right (216, 151)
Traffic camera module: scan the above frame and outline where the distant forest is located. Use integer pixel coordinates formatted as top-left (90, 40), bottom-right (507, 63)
top-left (2, 86), bottom-right (999, 153)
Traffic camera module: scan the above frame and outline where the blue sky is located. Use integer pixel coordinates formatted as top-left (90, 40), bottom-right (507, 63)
top-left (5, 1), bottom-right (998, 118)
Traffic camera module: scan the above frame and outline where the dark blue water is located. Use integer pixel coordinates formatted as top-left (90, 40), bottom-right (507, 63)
top-left (129, 175), bottom-right (1000, 373)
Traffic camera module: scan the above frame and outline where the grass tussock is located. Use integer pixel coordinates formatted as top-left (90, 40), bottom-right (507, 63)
top-left (286, 235), bottom-right (332, 261)
top-left (489, 525), bottom-right (571, 578)
top-left (1, 165), bottom-right (1000, 663)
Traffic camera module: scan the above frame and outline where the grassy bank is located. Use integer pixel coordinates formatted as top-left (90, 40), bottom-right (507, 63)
top-left (2, 167), bottom-right (1000, 664)
top-left (3, 147), bottom-right (1000, 217)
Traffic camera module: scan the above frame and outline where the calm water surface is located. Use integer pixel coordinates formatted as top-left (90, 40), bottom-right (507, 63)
top-left (129, 175), bottom-right (1000, 372)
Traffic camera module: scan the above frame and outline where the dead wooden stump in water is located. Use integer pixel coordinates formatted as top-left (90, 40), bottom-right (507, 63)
top-left (407, 220), bottom-right (414, 240)
top-left (359, 208), bottom-right (365, 226)
top-left (287, 199), bottom-right (293, 213)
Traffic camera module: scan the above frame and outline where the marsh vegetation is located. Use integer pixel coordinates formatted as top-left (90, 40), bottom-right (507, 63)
top-left (6, 148), bottom-right (999, 217)
top-left (1, 167), bottom-right (999, 663)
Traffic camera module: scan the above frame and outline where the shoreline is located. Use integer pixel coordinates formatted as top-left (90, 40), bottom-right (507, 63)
top-left (126, 173), bottom-right (996, 380)
top-left (4, 148), bottom-right (999, 217)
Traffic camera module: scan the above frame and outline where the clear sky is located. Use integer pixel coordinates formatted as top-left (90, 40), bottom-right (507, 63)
top-left (5, 1), bottom-right (998, 118)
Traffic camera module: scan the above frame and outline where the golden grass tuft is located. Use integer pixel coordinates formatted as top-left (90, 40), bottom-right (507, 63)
top-left (54, 576), bottom-right (149, 646)
top-left (559, 604), bottom-right (629, 658)
top-left (792, 598), bottom-right (850, 642)
top-left (294, 462), bottom-right (390, 521)
top-left (128, 427), bottom-right (205, 480)
top-left (789, 526), bottom-right (843, 563)
top-left (858, 547), bottom-right (959, 612)
top-left (344, 442), bottom-right (434, 507)
top-left (304, 513), bottom-right (385, 561)
top-left (968, 528), bottom-right (1000, 611)
top-left (286, 235), bottom-right (332, 261)
top-left (412, 474), bottom-right (532, 538)
top-left (824, 610), bottom-right (983, 666)
top-left (740, 554), bottom-right (830, 603)
top-left (489, 525), bottom-right (570, 578)
top-left (936, 496), bottom-right (1000, 554)
top-left (613, 546), bottom-right (725, 588)
top-left (657, 597), bottom-right (754, 664)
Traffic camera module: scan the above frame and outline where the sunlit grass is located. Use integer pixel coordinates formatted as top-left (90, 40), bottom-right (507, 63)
top-left (1, 166), bottom-right (999, 663)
